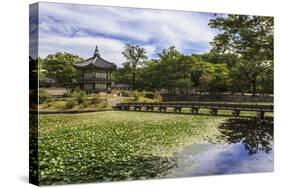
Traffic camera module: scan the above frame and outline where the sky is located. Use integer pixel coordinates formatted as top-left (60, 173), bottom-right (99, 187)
top-left (31, 2), bottom-right (220, 67)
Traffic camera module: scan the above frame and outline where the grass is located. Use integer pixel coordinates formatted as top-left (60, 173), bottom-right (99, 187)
top-left (36, 111), bottom-right (226, 185)
top-left (39, 99), bottom-right (110, 111)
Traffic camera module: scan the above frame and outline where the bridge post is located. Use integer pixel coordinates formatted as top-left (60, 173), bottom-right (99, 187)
top-left (174, 107), bottom-right (182, 113)
top-left (122, 106), bottom-right (130, 111)
top-left (159, 106), bottom-right (167, 112)
top-left (145, 106), bottom-right (153, 112)
top-left (191, 107), bottom-right (199, 114)
top-left (232, 110), bottom-right (240, 117)
top-left (257, 111), bottom-right (265, 119)
top-left (210, 108), bottom-right (218, 115)
top-left (134, 106), bottom-right (141, 111)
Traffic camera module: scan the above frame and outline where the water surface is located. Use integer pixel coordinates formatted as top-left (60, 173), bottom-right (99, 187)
top-left (168, 118), bottom-right (274, 177)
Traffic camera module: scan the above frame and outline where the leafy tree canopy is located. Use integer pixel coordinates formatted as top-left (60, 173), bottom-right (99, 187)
top-left (44, 52), bottom-right (83, 93)
top-left (122, 44), bottom-right (148, 89)
top-left (209, 15), bottom-right (273, 95)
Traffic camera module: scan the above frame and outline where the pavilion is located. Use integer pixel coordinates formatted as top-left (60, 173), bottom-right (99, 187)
top-left (74, 46), bottom-right (117, 93)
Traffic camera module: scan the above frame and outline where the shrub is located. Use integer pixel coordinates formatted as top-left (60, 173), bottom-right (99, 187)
top-left (39, 90), bottom-right (52, 104)
top-left (138, 97), bottom-right (159, 103)
top-left (154, 91), bottom-right (163, 102)
top-left (65, 100), bottom-right (76, 109)
top-left (144, 92), bottom-right (155, 99)
top-left (132, 90), bottom-right (144, 101)
top-left (91, 96), bottom-right (101, 104)
top-left (77, 94), bottom-right (86, 104)
top-left (73, 90), bottom-right (87, 104)
top-left (62, 92), bottom-right (72, 98)
top-left (81, 101), bottom-right (90, 108)
top-left (131, 90), bottom-right (163, 102)
top-left (98, 100), bottom-right (108, 108)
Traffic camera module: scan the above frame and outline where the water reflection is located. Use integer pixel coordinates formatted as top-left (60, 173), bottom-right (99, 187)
top-left (167, 118), bottom-right (274, 178)
top-left (218, 118), bottom-right (273, 155)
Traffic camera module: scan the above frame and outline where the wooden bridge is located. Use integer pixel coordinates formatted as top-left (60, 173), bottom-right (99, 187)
top-left (115, 102), bottom-right (273, 119)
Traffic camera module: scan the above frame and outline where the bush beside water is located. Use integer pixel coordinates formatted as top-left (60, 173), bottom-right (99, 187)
top-left (65, 100), bottom-right (77, 109)
top-left (39, 90), bottom-right (52, 104)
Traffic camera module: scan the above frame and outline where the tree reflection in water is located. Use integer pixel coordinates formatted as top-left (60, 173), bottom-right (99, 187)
top-left (218, 118), bottom-right (273, 155)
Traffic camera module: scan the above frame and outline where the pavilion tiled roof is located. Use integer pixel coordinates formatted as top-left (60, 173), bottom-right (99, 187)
top-left (75, 46), bottom-right (117, 70)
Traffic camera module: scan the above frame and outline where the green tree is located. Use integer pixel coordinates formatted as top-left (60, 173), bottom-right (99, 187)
top-left (115, 45), bottom-right (232, 95)
top-left (157, 46), bottom-right (184, 94)
top-left (122, 44), bottom-right (148, 90)
top-left (207, 64), bottom-right (229, 93)
top-left (112, 64), bottom-right (132, 85)
top-left (259, 64), bottom-right (273, 94)
top-left (190, 61), bottom-right (212, 90)
top-left (189, 61), bottom-right (230, 93)
top-left (174, 78), bottom-right (193, 94)
top-left (209, 15), bottom-right (273, 96)
top-left (137, 60), bottom-right (161, 91)
top-left (44, 52), bottom-right (83, 93)
top-left (201, 49), bottom-right (238, 67)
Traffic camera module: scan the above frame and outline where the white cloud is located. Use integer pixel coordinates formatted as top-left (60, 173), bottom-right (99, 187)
top-left (39, 35), bottom-right (156, 67)
top-left (39, 36), bottom-right (124, 65)
top-left (37, 2), bottom-right (219, 66)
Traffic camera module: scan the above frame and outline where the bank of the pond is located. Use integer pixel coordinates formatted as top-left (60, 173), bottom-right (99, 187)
top-left (36, 111), bottom-right (226, 185)
top-left (32, 109), bottom-right (112, 114)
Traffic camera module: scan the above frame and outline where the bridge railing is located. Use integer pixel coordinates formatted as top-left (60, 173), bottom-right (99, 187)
top-left (116, 102), bottom-right (273, 111)
top-left (114, 102), bottom-right (273, 118)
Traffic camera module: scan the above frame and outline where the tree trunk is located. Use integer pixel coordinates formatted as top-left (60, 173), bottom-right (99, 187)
top-left (185, 88), bottom-right (189, 95)
top-left (132, 72), bottom-right (136, 90)
top-left (65, 85), bottom-right (70, 93)
top-left (252, 79), bottom-right (256, 96)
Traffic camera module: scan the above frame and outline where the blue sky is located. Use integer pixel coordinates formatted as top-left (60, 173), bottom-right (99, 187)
top-left (34, 2), bottom-right (220, 66)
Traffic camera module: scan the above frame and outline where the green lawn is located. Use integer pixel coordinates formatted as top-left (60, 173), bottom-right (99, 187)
top-left (36, 111), bottom-right (226, 185)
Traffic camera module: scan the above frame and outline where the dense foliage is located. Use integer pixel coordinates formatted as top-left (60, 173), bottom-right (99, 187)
top-left (43, 52), bottom-right (84, 93)
top-left (114, 47), bottom-right (232, 94)
top-left (209, 15), bottom-right (273, 96)
top-left (121, 44), bottom-right (148, 90)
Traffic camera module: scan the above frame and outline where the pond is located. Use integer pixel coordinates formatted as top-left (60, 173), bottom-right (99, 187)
top-left (167, 118), bottom-right (274, 177)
